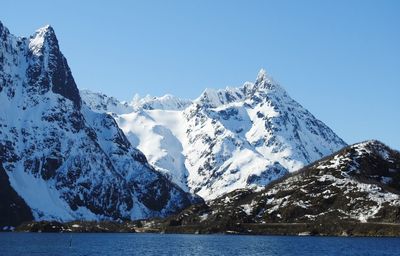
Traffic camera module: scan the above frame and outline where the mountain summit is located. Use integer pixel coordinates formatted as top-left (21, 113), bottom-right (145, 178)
top-left (82, 69), bottom-right (347, 199)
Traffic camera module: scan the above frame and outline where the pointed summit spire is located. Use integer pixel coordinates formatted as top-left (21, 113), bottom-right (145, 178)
top-left (27, 24), bottom-right (81, 108)
top-left (254, 68), bottom-right (271, 88)
top-left (37, 24), bottom-right (53, 32)
top-left (33, 24), bottom-right (56, 40)
top-left (252, 68), bottom-right (286, 95)
top-left (255, 68), bottom-right (273, 85)
top-left (29, 24), bottom-right (59, 56)
top-left (256, 68), bottom-right (267, 80)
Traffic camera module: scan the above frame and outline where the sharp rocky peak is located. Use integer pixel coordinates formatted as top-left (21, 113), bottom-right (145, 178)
top-left (0, 21), bottom-right (81, 108)
top-left (28, 23), bottom-right (81, 108)
top-left (29, 25), bottom-right (57, 55)
top-left (195, 68), bottom-right (286, 108)
top-left (34, 24), bottom-right (55, 37)
top-left (250, 68), bottom-right (284, 94)
top-left (255, 68), bottom-right (272, 85)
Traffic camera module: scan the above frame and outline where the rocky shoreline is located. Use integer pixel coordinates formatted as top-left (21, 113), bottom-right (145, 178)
top-left (9, 221), bottom-right (136, 233)
top-left (159, 222), bottom-right (400, 237)
top-left (3, 220), bottom-right (399, 237)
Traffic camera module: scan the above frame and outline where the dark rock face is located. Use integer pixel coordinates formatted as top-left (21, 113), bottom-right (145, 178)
top-left (139, 176), bottom-right (173, 212)
top-left (0, 163), bottom-right (33, 228)
top-left (45, 29), bottom-right (81, 108)
top-left (150, 141), bottom-right (400, 234)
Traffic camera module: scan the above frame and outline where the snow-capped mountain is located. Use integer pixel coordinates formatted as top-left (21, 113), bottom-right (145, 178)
top-left (0, 21), bottom-right (198, 227)
top-left (80, 90), bottom-right (191, 114)
top-left (152, 141), bottom-right (400, 234)
top-left (82, 70), bottom-right (347, 200)
top-left (80, 89), bottom-right (134, 115)
top-left (131, 93), bottom-right (192, 111)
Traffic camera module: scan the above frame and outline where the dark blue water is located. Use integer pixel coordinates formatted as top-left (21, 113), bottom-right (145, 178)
top-left (0, 233), bottom-right (399, 256)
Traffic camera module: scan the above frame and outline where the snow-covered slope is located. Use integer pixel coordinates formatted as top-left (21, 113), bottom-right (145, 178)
top-left (0, 21), bottom-right (198, 225)
top-left (82, 70), bottom-right (346, 200)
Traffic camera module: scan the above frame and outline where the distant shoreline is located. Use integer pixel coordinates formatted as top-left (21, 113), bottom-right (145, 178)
top-left (5, 221), bottom-right (400, 237)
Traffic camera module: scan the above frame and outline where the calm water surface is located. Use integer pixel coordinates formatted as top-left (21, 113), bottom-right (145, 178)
top-left (0, 233), bottom-right (399, 256)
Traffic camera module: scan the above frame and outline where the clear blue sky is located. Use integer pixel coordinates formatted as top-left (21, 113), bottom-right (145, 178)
top-left (1, 0), bottom-right (399, 149)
